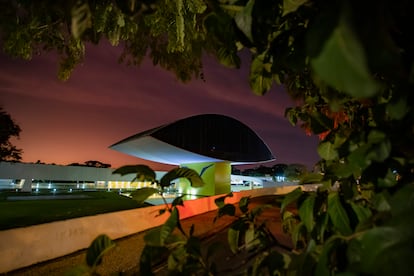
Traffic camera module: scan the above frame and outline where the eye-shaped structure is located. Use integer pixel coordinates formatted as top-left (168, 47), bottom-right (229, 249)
top-left (110, 114), bottom-right (275, 165)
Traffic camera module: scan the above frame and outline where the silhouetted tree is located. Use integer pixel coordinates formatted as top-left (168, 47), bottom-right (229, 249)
top-left (231, 166), bottom-right (241, 175)
top-left (241, 168), bottom-right (260, 177)
top-left (284, 163), bottom-right (308, 180)
top-left (272, 163), bottom-right (288, 176)
top-left (255, 165), bottom-right (274, 175)
top-left (84, 160), bottom-right (111, 168)
top-left (0, 107), bottom-right (22, 162)
top-left (67, 162), bottom-right (82, 167)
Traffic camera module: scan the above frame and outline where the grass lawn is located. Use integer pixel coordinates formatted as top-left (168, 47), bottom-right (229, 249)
top-left (0, 191), bottom-right (145, 231)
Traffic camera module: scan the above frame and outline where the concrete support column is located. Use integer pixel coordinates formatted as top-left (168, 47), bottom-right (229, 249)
top-left (21, 178), bottom-right (32, 192)
top-left (180, 161), bottom-right (231, 196)
top-left (214, 162), bottom-right (231, 195)
top-left (180, 162), bottom-right (215, 196)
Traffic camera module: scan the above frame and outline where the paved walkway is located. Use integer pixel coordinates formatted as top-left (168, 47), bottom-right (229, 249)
top-left (6, 195), bottom-right (292, 275)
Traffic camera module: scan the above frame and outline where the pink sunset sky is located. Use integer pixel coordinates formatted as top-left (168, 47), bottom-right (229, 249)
top-left (0, 42), bottom-right (319, 171)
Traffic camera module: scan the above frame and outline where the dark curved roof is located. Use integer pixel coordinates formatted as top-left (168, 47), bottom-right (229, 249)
top-left (110, 114), bottom-right (275, 165)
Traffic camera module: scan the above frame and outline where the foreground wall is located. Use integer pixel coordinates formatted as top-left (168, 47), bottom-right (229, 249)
top-left (0, 186), bottom-right (313, 274)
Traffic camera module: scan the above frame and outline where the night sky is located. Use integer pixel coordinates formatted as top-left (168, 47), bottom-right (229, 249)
top-left (0, 41), bottom-right (319, 170)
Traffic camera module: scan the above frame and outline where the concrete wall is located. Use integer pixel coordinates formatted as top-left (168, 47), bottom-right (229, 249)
top-left (0, 186), bottom-right (303, 273)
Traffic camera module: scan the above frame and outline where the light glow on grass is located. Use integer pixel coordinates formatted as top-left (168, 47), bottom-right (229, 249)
top-left (0, 191), bottom-right (145, 230)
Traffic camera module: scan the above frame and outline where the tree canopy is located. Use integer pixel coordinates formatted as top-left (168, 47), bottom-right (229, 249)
top-left (1, 0), bottom-right (414, 274)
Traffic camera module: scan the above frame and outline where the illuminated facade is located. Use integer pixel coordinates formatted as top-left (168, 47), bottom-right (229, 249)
top-left (0, 162), bottom-right (166, 193)
top-left (110, 114), bottom-right (275, 196)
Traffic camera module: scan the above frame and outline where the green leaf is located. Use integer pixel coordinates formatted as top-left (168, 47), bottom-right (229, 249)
top-left (315, 236), bottom-right (343, 276)
top-left (217, 204), bottom-right (236, 218)
top-left (358, 226), bottom-right (411, 275)
top-left (214, 192), bottom-right (233, 208)
top-left (234, 0), bottom-right (254, 42)
top-left (217, 47), bottom-right (241, 68)
top-left (187, 0), bottom-right (207, 14)
top-left (299, 194), bottom-right (316, 233)
top-left (386, 97), bottom-right (409, 120)
top-left (311, 15), bottom-right (379, 98)
top-left (314, 212), bottom-right (329, 243)
top-left (285, 107), bottom-right (298, 126)
top-left (160, 167), bottom-right (204, 188)
top-left (363, 130), bottom-right (391, 163)
top-left (251, 204), bottom-right (271, 218)
top-left (346, 238), bottom-right (362, 268)
top-left (377, 169), bottom-right (397, 188)
top-left (112, 164), bottom-right (156, 182)
top-left (250, 53), bottom-right (273, 95)
top-left (287, 244), bottom-right (317, 274)
top-left (389, 183), bottom-right (414, 216)
top-left (349, 202), bottom-right (372, 226)
top-left (228, 227), bottom-right (240, 253)
top-left (283, 0), bottom-right (309, 16)
top-left (291, 222), bottom-right (306, 249)
top-left (144, 228), bottom-right (163, 247)
top-left (129, 188), bottom-right (158, 204)
top-left (367, 129), bottom-right (386, 143)
top-left (333, 134), bottom-right (348, 148)
top-left (366, 140), bottom-right (391, 163)
top-left (373, 192), bottom-right (391, 212)
top-left (239, 196), bottom-right (250, 213)
top-left (327, 193), bottom-right (352, 235)
top-left (160, 208), bottom-right (179, 245)
top-left (175, 0), bottom-right (185, 51)
top-left (186, 236), bottom-right (202, 257)
top-left (117, 14), bottom-right (125, 27)
top-left (203, 7), bottom-right (240, 66)
top-left (305, 1), bottom-right (340, 58)
top-left (332, 163), bottom-right (360, 178)
top-left (171, 195), bottom-right (185, 207)
top-left (252, 250), bottom-right (287, 275)
top-left (318, 141), bottom-right (339, 161)
top-left (310, 112), bottom-right (333, 134)
top-left (168, 244), bottom-right (187, 271)
top-left (245, 223), bottom-right (256, 250)
top-left (305, 238), bottom-right (317, 254)
top-left (281, 187), bottom-right (303, 213)
top-left (282, 210), bottom-right (297, 234)
top-left (299, 173), bottom-right (323, 184)
top-left (347, 144), bottom-right (371, 172)
top-left (86, 234), bottom-right (115, 268)
top-left (145, 208), bottom-right (181, 247)
top-left (71, 0), bottom-right (91, 39)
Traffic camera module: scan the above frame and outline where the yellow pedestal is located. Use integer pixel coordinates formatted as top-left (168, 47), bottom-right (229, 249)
top-left (178, 161), bottom-right (231, 196)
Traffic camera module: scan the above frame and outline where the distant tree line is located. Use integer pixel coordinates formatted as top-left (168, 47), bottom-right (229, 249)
top-left (232, 163), bottom-right (308, 181)
top-left (28, 160), bottom-right (111, 168)
top-left (67, 160), bottom-right (111, 168)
